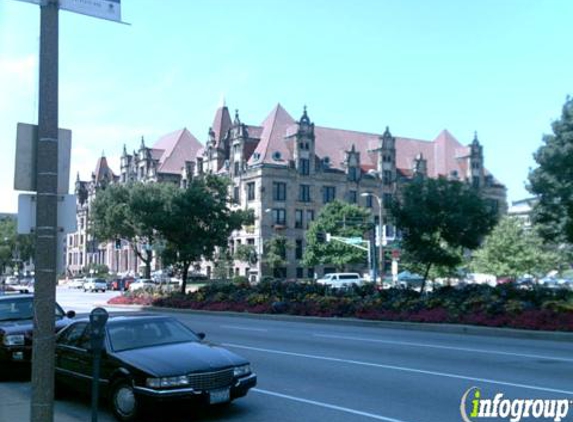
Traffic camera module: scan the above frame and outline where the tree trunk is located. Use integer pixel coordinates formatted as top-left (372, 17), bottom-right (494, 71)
top-left (180, 260), bottom-right (190, 295)
top-left (143, 250), bottom-right (152, 279)
top-left (421, 263), bottom-right (432, 294)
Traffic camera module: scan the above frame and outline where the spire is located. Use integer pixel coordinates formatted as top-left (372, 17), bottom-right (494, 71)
top-left (300, 105), bottom-right (311, 125)
top-left (383, 126), bottom-right (392, 138)
top-left (101, 150), bottom-right (105, 158)
top-left (76, 172), bottom-right (80, 182)
top-left (472, 131), bottom-right (479, 145)
top-left (140, 136), bottom-right (145, 148)
top-left (234, 109), bottom-right (241, 125)
top-left (122, 144), bottom-right (127, 155)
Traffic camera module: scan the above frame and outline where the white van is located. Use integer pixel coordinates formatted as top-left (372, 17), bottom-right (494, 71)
top-left (316, 273), bottom-right (363, 288)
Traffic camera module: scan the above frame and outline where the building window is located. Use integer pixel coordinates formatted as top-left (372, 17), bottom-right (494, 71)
top-left (306, 210), bottom-right (315, 229)
top-left (247, 182), bottom-right (255, 201)
top-left (383, 170), bottom-right (392, 185)
top-left (295, 239), bottom-right (303, 260)
top-left (234, 161), bottom-right (240, 176)
top-left (273, 182), bottom-right (287, 201)
top-left (307, 267), bottom-right (315, 279)
top-left (472, 176), bottom-right (480, 189)
top-left (348, 190), bottom-right (357, 204)
top-left (383, 193), bottom-right (392, 208)
top-left (348, 167), bottom-right (359, 182)
top-left (247, 238), bottom-right (255, 245)
top-left (233, 186), bottom-right (240, 204)
top-left (295, 210), bottom-right (303, 229)
top-left (299, 185), bottom-right (311, 202)
top-left (365, 195), bottom-right (373, 208)
top-left (272, 208), bottom-right (286, 226)
top-left (296, 267), bottom-right (304, 279)
top-left (299, 158), bottom-right (310, 175)
top-left (323, 186), bottom-right (336, 203)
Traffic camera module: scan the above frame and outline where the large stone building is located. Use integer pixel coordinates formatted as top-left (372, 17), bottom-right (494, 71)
top-left (66, 103), bottom-right (507, 280)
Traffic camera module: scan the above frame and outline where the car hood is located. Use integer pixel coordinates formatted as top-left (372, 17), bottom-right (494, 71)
top-left (112, 342), bottom-right (248, 377)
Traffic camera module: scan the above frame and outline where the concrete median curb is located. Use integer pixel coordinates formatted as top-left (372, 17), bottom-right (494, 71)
top-left (100, 302), bottom-right (573, 342)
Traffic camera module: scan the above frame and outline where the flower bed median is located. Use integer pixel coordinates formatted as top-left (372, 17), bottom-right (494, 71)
top-left (108, 280), bottom-right (573, 332)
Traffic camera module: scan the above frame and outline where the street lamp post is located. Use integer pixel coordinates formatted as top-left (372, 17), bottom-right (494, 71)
top-left (361, 192), bottom-right (384, 285)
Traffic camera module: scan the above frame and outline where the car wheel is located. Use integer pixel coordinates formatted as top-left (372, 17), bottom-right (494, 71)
top-left (110, 380), bottom-right (139, 422)
top-left (83, 289), bottom-right (87, 293)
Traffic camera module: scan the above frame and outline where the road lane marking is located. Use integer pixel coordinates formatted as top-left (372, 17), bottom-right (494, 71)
top-left (224, 343), bottom-right (573, 396)
top-left (220, 325), bottom-right (268, 332)
top-left (252, 388), bottom-right (416, 422)
top-left (313, 333), bottom-right (573, 363)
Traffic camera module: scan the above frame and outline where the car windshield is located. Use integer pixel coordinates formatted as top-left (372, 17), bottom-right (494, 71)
top-left (107, 318), bottom-right (200, 352)
top-left (0, 297), bottom-right (64, 321)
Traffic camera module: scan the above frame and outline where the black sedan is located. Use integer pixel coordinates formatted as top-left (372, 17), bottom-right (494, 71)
top-left (54, 314), bottom-right (257, 422)
top-left (0, 293), bottom-right (75, 366)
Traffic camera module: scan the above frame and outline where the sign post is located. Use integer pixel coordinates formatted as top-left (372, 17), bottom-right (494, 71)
top-left (10, 2), bottom-right (125, 421)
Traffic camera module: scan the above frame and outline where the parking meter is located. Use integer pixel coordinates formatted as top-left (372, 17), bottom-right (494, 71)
top-left (89, 307), bottom-right (109, 422)
top-left (89, 307), bottom-right (108, 351)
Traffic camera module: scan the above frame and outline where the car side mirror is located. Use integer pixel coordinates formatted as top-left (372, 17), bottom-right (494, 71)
top-left (66, 310), bottom-right (76, 318)
top-left (197, 332), bottom-right (206, 340)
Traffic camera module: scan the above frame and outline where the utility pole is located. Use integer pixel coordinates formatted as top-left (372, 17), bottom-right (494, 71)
top-left (31, 1), bottom-right (59, 421)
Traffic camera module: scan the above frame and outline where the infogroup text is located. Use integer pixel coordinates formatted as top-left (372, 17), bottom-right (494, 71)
top-left (460, 387), bottom-right (571, 422)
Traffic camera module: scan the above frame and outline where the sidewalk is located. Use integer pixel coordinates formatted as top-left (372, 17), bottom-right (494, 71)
top-left (0, 378), bottom-right (115, 422)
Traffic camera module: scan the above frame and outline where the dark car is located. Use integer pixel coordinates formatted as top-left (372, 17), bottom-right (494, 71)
top-left (54, 314), bottom-right (257, 422)
top-left (0, 293), bottom-right (75, 366)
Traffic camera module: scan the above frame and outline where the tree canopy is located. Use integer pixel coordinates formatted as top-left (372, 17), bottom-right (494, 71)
top-left (90, 182), bottom-right (175, 279)
top-left (159, 175), bottom-right (253, 292)
top-left (0, 217), bottom-right (35, 275)
top-left (303, 200), bottom-right (371, 271)
top-left (471, 216), bottom-right (560, 278)
top-left (390, 177), bottom-right (497, 290)
top-left (528, 96), bottom-right (573, 244)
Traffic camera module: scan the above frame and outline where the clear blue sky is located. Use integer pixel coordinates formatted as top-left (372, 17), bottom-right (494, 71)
top-left (1, 0), bottom-right (572, 213)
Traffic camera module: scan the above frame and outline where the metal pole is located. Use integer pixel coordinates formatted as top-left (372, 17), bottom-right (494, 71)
top-left (31, 1), bottom-right (59, 421)
top-left (378, 198), bottom-right (384, 285)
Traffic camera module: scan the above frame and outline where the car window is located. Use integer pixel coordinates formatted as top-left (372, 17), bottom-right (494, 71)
top-left (340, 275), bottom-right (360, 280)
top-left (58, 322), bottom-right (89, 349)
top-left (0, 297), bottom-right (34, 321)
top-left (108, 319), bottom-right (200, 352)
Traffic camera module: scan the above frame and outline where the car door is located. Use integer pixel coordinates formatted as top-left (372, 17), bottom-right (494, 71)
top-left (55, 322), bottom-right (93, 393)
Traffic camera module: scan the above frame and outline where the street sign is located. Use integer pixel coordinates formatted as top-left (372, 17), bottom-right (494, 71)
top-left (60, 0), bottom-right (122, 23)
top-left (15, 123), bottom-right (72, 194)
top-left (12, 0), bottom-right (124, 23)
top-left (17, 193), bottom-right (77, 234)
top-left (346, 237), bottom-right (363, 245)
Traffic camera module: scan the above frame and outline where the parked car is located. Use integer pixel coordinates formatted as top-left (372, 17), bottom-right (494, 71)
top-left (128, 278), bottom-right (156, 292)
top-left (316, 272), bottom-right (364, 288)
top-left (83, 278), bottom-right (107, 293)
top-left (68, 278), bottom-right (85, 289)
top-left (4, 276), bottom-right (19, 286)
top-left (0, 293), bottom-right (75, 366)
top-left (55, 314), bottom-right (257, 422)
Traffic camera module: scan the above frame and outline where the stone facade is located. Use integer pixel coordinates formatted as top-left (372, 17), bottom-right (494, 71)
top-left (65, 103), bottom-right (507, 281)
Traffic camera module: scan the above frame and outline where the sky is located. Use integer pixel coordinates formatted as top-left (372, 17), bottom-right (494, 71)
top-left (1, 0), bottom-right (572, 213)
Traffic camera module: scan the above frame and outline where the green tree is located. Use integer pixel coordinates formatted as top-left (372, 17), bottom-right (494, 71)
top-left (528, 96), bottom-right (573, 244)
top-left (302, 200), bottom-right (371, 271)
top-left (263, 234), bottom-right (292, 278)
top-left (234, 244), bottom-right (257, 266)
top-left (213, 247), bottom-right (233, 279)
top-left (471, 217), bottom-right (560, 279)
top-left (90, 182), bottom-right (174, 279)
top-left (159, 175), bottom-right (253, 293)
top-left (0, 217), bottom-right (35, 275)
top-left (390, 177), bottom-right (497, 292)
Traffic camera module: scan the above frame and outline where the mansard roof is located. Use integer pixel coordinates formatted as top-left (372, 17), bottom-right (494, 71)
top-left (240, 104), bottom-right (499, 183)
top-left (153, 128), bottom-right (202, 174)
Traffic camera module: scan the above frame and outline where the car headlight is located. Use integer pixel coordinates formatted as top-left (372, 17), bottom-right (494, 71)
top-left (3, 334), bottom-right (25, 346)
top-left (146, 375), bottom-right (190, 389)
top-left (233, 364), bottom-right (251, 377)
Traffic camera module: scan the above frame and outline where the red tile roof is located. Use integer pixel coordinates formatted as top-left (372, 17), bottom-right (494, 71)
top-left (93, 155), bottom-right (115, 182)
top-left (153, 128), bottom-right (202, 174)
top-left (211, 106), bottom-right (232, 147)
top-left (249, 104), bottom-right (295, 165)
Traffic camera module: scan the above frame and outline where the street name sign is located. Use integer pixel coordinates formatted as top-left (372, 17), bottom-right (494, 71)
top-left (12, 0), bottom-right (124, 23)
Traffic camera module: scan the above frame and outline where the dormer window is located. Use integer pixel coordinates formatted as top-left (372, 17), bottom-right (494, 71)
top-left (272, 151), bottom-right (282, 161)
top-left (348, 166), bottom-right (359, 182)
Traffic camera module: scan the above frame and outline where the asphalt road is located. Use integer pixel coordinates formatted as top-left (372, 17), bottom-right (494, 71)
top-left (4, 291), bottom-right (573, 422)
